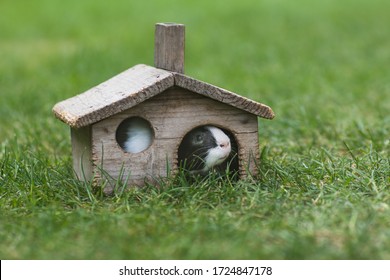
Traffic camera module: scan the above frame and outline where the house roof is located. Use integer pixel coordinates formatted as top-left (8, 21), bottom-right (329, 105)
top-left (53, 64), bottom-right (275, 128)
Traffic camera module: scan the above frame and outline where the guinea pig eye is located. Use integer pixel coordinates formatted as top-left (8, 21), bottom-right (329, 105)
top-left (193, 133), bottom-right (204, 145)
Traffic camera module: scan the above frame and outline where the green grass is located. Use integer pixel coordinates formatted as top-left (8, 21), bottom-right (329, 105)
top-left (1, 0), bottom-right (389, 259)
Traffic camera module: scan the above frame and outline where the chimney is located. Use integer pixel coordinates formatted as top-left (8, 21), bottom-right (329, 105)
top-left (154, 23), bottom-right (185, 73)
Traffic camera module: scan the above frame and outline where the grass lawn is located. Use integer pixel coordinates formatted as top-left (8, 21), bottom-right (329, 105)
top-left (1, 0), bottom-right (389, 259)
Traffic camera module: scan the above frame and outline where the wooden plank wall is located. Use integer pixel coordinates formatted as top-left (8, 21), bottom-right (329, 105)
top-left (90, 87), bottom-right (259, 188)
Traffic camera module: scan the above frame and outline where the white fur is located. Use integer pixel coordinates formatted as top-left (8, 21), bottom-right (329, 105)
top-left (123, 120), bottom-right (153, 153)
top-left (203, 126), bottom-right (231, 171)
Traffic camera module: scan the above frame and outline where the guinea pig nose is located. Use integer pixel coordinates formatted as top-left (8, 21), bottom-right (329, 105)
top-left (219, 141), bottom-right (230, 148)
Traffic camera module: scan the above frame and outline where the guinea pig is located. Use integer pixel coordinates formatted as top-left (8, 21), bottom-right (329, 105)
top-left (116, 117), bottom-right (154, 153)
top-left (178, 125), bottom-right (237, 175)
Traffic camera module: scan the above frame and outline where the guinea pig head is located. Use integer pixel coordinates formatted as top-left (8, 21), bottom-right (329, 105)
top-left (203, 126), bottom-right (231, 170)
top-left (178, 125), bottom-right (231, 173)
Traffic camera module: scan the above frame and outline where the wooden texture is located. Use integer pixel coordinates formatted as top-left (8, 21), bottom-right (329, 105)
top-left (175, 73), bottom-right (275, 120)
top-left (52, 64), bottom-right (175, 128)
top-left (71, 126), bottom-right (93, 181)
top-left (90, 87), bottom-right (260, 187)
top-left (154, 23), bottom-right (185, 73)
top-left (52, 22), bottom-right (275, 189)
top-left (52, 65), bottom-right (274, 128)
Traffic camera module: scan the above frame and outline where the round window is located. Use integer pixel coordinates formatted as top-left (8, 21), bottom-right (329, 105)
top-left (116, 117), bottom-right (154, 153)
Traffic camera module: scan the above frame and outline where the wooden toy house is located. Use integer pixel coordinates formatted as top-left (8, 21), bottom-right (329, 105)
top-left (52, 23), bottom-right (274, 190)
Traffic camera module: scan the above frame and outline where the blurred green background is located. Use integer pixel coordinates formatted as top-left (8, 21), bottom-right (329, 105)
top-left (0, 0), bottom-right (389, 259)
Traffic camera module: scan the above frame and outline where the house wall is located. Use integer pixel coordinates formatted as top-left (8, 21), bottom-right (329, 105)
top-left (90, 87), bottom-right (260, 188)
top-left (71, 126), bottom-right (93, 181)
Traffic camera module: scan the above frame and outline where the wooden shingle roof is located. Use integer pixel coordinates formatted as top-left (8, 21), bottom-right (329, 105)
top-left (53, 64), bottom-right (275, 128)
